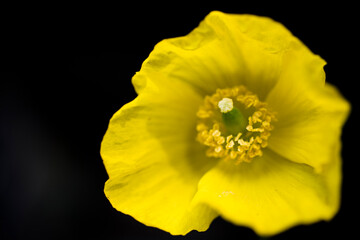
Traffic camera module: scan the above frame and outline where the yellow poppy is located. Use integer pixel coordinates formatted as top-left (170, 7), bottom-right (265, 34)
top-left (101, 11), bottom-right (350, 236)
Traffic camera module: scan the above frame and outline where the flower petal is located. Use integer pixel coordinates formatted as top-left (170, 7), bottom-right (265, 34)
top-left (266, 47), bottom-right (350, 171)
top-left (101, 79), bottom-right (218, 234)
top-left (134, 11), bottom-right (300, 100)
top-left (193, 148), bottom-right (341, 236)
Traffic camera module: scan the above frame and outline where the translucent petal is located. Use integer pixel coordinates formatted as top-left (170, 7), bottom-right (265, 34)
top-left (193, 148), bottom-right (341, 236)
top-left (101, 82), bottom-right (218, 234)
top-left (266, 47), bottom-right (350, 171)
top-left (133, 11), bottom-right (304, 100)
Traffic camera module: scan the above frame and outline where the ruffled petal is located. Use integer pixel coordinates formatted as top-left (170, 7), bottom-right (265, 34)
top-left (134, 11), bottom-right (302, 100)
top-left (102, 11), bottom-right (350, 236)
top-left (193, 148), bottom-right (341, 236)
top-left (101, 80), bottom-right (218, 234)
top-left (266, 47), bottom-right (350, 171)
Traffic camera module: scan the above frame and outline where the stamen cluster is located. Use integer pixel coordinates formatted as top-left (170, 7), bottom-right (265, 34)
top-left (196, 86), bottom-right (276, 164)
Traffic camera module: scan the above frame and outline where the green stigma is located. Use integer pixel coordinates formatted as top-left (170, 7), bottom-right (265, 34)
top-left (218, 98), bottom-right (247, 134)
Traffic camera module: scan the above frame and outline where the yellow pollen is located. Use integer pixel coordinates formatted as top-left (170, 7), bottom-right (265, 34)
top-left (196, 85), bottom-right (277, 164)
top-left (234, 132), bottom-right (242, 141)
top-left (226, 140), bottom-right (235, 149)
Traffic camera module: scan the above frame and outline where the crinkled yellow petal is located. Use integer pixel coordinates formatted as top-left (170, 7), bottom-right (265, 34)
top-left (266, 47), bottom-right (350, 172)
top-left (101, 79), bottom-right (218, 235)
top-left (102, 10), bottom-right (350, 236)
top-left (193, 147), bottom-right (341, 236)
top-left (134, 11), bottom-right (302, 100)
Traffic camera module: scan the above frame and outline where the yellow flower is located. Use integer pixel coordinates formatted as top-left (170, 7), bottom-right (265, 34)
top-left (101, 11), bottom-right (350, 236)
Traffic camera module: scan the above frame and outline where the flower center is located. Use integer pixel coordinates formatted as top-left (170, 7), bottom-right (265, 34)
top-left (196, 85), bottom-right (276, 164)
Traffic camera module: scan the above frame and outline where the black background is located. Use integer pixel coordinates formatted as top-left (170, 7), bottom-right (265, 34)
top-left (1, 2), bottom-right (358, 240)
